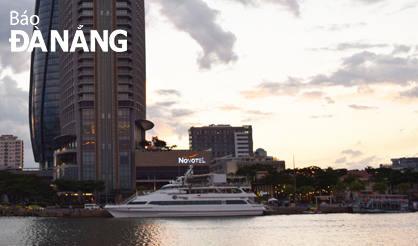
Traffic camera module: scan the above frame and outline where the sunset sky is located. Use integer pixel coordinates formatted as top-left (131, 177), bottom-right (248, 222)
top-left (1, 0), bottom-right (417, 169)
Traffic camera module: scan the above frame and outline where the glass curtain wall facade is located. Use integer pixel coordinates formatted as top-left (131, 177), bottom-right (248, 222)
top-left (29, 0), bottom-right (61, 169)
top-left (55, 0), bottom-right (148, 191)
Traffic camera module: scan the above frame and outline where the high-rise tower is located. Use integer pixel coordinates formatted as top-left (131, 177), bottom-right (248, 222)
top-left (29, 0), bottom-right (61, 169)
top-left (54, 0), bottom-right (152, 191)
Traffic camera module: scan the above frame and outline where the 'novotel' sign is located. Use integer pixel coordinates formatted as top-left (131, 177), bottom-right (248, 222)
top-left (178, 154), bottom-right (206, 164)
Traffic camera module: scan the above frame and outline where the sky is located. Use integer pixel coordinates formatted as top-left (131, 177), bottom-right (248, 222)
top-left (0, 0), bottom-right (417, 170)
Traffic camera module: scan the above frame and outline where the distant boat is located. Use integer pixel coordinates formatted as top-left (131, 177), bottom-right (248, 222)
top-left (352, 194), bottom-right (412, 213)
top-left (105, 165), bottom-right (265, 218)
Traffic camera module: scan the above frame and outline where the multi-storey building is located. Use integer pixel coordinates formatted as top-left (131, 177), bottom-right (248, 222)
top-left (380, 157), bottom-right (418, 171)
top-left (54, 0), bottom-right (152, 191)
top-left (209, 148), bottom-right (285, 174)
top-left (189, 124), bottom-right (253, 159)
top-left (29, 0), bottom-right (61, 169)
top-left (0, 135), bottom-right (24, 169)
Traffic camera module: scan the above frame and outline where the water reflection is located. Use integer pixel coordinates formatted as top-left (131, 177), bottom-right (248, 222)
top-left (1, 214), bottom-right (417, 246)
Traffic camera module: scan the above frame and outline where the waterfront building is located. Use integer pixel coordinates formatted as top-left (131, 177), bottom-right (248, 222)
top-left (189, 124), bottom-right (253, 159)
top-left (380, 157), bottom-right (418, 171)
top-left (54, 0), bottom-right (152, 192)
top-left (209, 149), bottom-right (285, 174)
top-left (135, 149), bottom-right (211, 189)
top-left (0, 135), bottom-right (24, 169)
top-left (29, 0), bottom-right (61, 169)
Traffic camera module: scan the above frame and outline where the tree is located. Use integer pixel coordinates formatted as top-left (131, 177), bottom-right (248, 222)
top-left (343, 174), bottom-right (361, 185)
top-left (236, 164), bottom-right (278, 178)
top-left (138, 139), bottom-right (150, 149)
top-left (53, 179), bottom-right (78, 193)
top-left (372, 182), bottom-right (387, 195)
top-left (349, 181), bottom-right (366, 192)
top-left (0, 171), bottom-right (53, 204)
top-left (152, 136), bottom-right (166, 148)
top-left (397, 183), bottom-right (411, 194)
top-left (299, 185), bottom-right (316, 194)
top-left (332, 180), bottom-right (347, 193)
top-left (78, 180), bottom-right (105, 193)
top-left (299, 185), bottom-right (316, 202)
top-left (283, 185), bottom-right (295, 201)
top-left (314, 167), bottom-right (339, 192)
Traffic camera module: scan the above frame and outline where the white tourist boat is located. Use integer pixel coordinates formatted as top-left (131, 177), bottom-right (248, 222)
top-left (105, 165), bottom-right (265, 218)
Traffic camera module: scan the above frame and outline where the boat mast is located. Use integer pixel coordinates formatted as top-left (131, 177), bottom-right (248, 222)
top-left (293, 155), bottom-right (297, 202)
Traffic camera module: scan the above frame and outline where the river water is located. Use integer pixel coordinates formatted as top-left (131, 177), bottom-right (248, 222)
top-left (1, 213), bottom-right (417, 246)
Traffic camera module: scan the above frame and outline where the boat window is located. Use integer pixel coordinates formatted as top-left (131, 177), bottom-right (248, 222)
top-left (160, 186), bottom-right (178, 190)
top-left (226, 200), bottom-right (247, 205)
top-left (148, 201), bottom-right (222, 205)
top-left (128, 201), bottom-right (147, 205)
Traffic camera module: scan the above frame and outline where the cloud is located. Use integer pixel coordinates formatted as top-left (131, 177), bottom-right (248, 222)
top-left (328, 23), bottom-right (367, 31)
top-left (167, 122), bottom-right (190, 140)
top-left (0, 0), bottom-right (33, 74)
top-left (346, 156), bottom-right (378, 169)
top-left (356, 0), bottom-right (385, 3)
top-left (0, 75), bottom-right (35, 167)
top-left (348, 104), bottom-right (378, 110)
top-left (146, 104), bottom-right (192, 141)
top-left (247, 110), bottom-right (272, 115)
top-left (317, 42), bottom-right (388, 51)
top-left (309, 51), bottom-right (418, 88)
top-left (240, 77), bottom-right (304, 99)
top-left (154, 0), bottom-right (238, 70)
top-left (399, 86), bottom-right (418, 98)
top-left (324, 97), bottom-right (335, 104)
top-left (230, 0), bottom-right (301, 17)
top-left (391, 45), bottom-right (411, 55)
top-left (357, 85), bottom-right (375, 94)
top-left (302, 91), bottom-right (325, 99)
top-left (310, 115), bottom-right (333, 119)
top-left (341, 149), bottom-right (364, 158)
top-left (310, 23), bottom-right (366, 32)
top-left (154, 89), bottom-right (182, 97)
top-left (335, 157), bottom-right (346, 164)
top-left (154, 101), bottom-right (177, 107)
top-left (171, 108), bottom-right (194, 118)
top-left (0, 75), bottom-right (28, 124)
top-left (218, 104), bottom-right (241, 111)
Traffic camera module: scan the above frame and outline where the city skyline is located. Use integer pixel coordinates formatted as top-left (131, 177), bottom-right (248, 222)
top-left (0, 0), bottom-right (417, 170)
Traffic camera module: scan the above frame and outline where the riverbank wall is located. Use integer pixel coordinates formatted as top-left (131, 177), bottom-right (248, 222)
top-left (263, 205), bottom-right (352, 215)
top-left (1, 205), bottom-right (352, 218)
top-left (0, 208), bottom-right (112, 218)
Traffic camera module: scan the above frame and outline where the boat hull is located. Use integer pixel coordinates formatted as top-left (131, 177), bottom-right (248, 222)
top-left (352, 206), bottom-right (411, 213)
top-left (105, 205), bottom-right (265, 218)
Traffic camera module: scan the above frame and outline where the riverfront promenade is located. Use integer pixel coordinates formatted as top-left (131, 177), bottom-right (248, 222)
top-left (0, 208), bottom-right (113, 218)
top-left (0, 205), bottom-right (352, 217)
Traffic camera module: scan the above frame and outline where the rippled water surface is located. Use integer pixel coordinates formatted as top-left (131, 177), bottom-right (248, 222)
top-left (1, 213), bottom-right (417, 245)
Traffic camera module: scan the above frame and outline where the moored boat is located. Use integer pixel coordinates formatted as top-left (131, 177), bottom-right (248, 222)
top-left (105, 165), bottom-right (265, 218)
top-left (352, 194), bottom-right (411, 213)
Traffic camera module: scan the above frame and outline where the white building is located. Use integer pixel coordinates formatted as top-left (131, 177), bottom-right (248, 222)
top-left (380, 157), bottom-right (418, 171)
top-left (210, 148), bottom-right (285, 174)
top-left (0, 135), bottom-right (24, 169)
top-left (234, 131), bottom-right (251, 157)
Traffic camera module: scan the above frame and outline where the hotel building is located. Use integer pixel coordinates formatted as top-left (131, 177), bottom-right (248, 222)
top-left (54, 0), bottom-right (151, 191)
